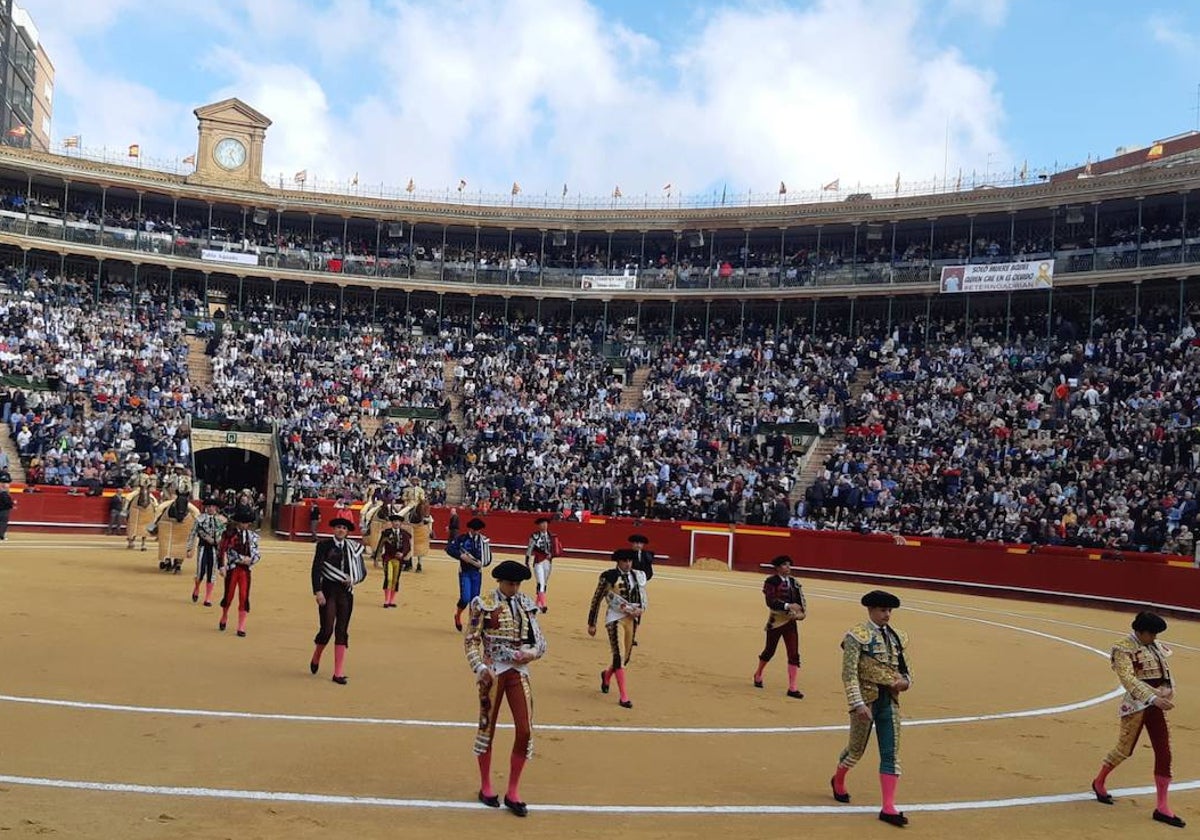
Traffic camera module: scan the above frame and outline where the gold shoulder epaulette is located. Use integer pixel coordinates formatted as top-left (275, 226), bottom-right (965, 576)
top-left (477, 594), bottom-right (499, 612)
top-left (846, 623), bottom-right (873, 645)
top-left (1111, 636), bottom-right (1139, 654)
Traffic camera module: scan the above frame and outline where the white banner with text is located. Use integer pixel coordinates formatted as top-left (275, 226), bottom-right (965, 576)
top-left (201, 248), bottom-right (259, 267)
top-left (940, 259), bottom-right (1054, 294)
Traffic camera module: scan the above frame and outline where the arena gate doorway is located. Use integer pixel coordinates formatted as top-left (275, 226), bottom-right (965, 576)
top-left (194, 446), bottom-right (270, 500)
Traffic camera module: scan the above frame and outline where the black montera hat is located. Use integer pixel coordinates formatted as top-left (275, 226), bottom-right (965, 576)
top-left (232, 511), bottom-right (256, 524)
top-left (329, 516), bottom-right (355, 529)
top-left (467, 517), bottom-right (486, 530)
top-left (612, 548), bottom-right (638, 562)
top-left (861, 589), bottom-right (901, 609)
top-left (1132, 611), bottom-right (1167, 634)
top-left (534, 516), bottom-right (551, 524)
top-left (770, 555), bottom-right (794, 567)
top-left (492, 560), bottom-right (532, 582)
top-left (628, 534), bottom-right (649, 544)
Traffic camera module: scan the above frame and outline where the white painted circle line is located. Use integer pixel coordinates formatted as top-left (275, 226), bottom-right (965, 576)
top-left (0, 686), bottom-right (1126, 734)
top-left (0, 584), bottom-right (1128, 734)
top-left (0, 773), bottom-right (1194, 814)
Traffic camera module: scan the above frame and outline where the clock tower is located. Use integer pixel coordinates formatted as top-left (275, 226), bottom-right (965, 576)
top-left (187, 98), bottom-right (272, 191)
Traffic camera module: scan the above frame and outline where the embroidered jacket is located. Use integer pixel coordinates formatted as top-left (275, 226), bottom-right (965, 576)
top-left (220, 528), bottom-right (260, 568)
top-left (587, 568), bottom-right (649, 626)
top-left (1111, 633), bottom-right (1174, 717)
top-left (525, 530), bottom-right (554, 564)
top-left (372, 526), bottom-right (413, 562)
top-left (762, 574), bottom-right (806, 630)
top-left (446, 531), bottom-right (492, 573)
top-left (464, 589), bottom-right (546, 676)
top-left (188, 512), bottom-right (227, 552)
top-left (841, 621), bottom-right (911, 710)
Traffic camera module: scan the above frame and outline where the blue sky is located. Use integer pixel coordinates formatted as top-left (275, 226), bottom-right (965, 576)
top-left (24, 0), bottom-right (1200, 200)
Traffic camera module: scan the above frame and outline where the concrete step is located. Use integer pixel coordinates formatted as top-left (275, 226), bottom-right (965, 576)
top-left (0, 422), bottom-right (26, 483)
top-left (445, 472), bottom-right (465, 506)
top-left (442, 358), bottom-right (466, 428)
top-left (185, 335), bottom-right (213, 387)
top-left (619, 365), bottom-right (650, 410)
top-left (360, 414), bottom-right (383, 437)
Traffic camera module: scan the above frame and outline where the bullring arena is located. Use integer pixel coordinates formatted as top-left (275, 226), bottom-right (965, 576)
top-left (0, 528), bottom-right (1195, 840)
top-left (5, 81), bottom-right (1200, 840)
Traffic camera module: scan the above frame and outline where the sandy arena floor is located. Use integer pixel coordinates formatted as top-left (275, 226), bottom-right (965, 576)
top-left (0, 531), bottom-right (1195, 839)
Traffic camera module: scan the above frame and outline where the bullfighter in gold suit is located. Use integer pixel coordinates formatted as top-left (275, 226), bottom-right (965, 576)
top-left (830, 590), bottom-right (912, 828)
top-left (1091, 611), bottom-right (1184, 828)
top-left (464, 560), bottom-right (546, 818)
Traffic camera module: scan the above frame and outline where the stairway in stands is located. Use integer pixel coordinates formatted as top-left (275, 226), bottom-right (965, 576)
top-left (441, 358), bottom-right (468, 506)
top-left (360, 414), bottom-right (383, 436)
top-left (619, 365), bottom-right (649, 410)
top-left (789, 370), bottom-right (869, 509)
top-left (185, 335), bottom-right (213, 388)
top-left (0, 423), bottom-right (26, 483)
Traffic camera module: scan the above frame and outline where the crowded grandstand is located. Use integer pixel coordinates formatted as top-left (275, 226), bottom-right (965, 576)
top-left (3, 105), bottom-right (1200, 560)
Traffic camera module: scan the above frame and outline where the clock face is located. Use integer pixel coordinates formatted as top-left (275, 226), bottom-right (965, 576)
top-left (213, 137), bottom-right (247, 170)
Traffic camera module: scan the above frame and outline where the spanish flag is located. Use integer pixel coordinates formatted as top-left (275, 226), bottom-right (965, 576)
top-left (405, 178), bottom-right (415, 193)
top-left (1147, 143), bottom-right (1164, 159)
top-left (822, 178), bottom-right (839, 191)
top-left (128, 144), bottom-right (141, 158)
top-left (612, 185), bottom-right (622, 198)
top-left (511, 181), bottom-right (520, 195)
top-left (182, 154), bottom-right (196, 165)
top-left (7, 125), bottom-right (27, 138)
top-left (62, 135), bottom-right (81, 148)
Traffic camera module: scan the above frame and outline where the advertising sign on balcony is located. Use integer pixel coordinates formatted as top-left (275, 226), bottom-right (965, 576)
top-left (200, 248), bottom-right (259, 267)
top-left (940, 259), bottom-right (1054, 294)
top-left (580, 274), bottom-right (637, 291)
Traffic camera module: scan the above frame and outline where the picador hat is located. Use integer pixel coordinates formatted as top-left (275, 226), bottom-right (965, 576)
top-left (492, 560), bottom-right (531, 582)
top-left (1132, 611), bottom-right (1167, 634)
top-left (861, 589), bottom-right (901, 609)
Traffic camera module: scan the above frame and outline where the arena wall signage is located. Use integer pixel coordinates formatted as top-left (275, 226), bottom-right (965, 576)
top-left (580, 274), bottom-right (638, 290)
top-left (939, 259), bottom-right (1055, 294)
top-left (200, 248), bottom-right (259, 267)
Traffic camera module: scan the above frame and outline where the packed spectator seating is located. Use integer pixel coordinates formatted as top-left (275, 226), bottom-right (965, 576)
top-left (4, 180), bottom-right (1197, 291)
top-left (5, 253), bottom-right (1200, 556)
top-left (800, 305), bottom-right (1200, 554)
top-left (2, 268), bottom-right (194, 489)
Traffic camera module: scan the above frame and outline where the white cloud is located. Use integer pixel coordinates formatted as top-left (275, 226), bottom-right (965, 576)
top-left (203, 48), bottom-right (337, 186)
top-left (1148, 12), bottom-right (1196, 54)
top-left (945, 0), bottom-right (1008, 28)
top-left (23, 0), bottom-right (1011, 198)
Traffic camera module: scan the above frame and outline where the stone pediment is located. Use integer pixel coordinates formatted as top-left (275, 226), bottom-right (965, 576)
top-left (194, 98), bottom-right (272, 130)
